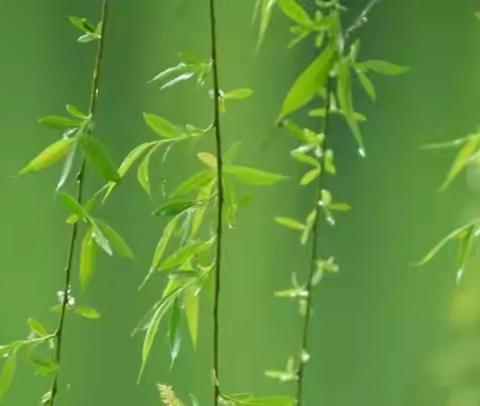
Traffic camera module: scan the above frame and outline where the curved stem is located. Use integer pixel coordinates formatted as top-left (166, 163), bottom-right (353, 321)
top-left (295, 77), bottom-right (333, 406)
top-left (49, 2), bottom-right (110, 404)
top-left (208, 0), bottom-right (224, 404)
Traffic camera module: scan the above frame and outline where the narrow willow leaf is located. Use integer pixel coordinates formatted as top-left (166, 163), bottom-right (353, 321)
top-left (79, 229), bottom-right (96, 289)
top-left (0, 352), bottom-right (16, 401)
top-left (81, 136), bottom-right (120, 182)
top-left (183, 291), bottom-right (199, 347)
top-left (170, 170), bottom-right (215, 198)
top-left (102, 141), bottom-right (158, 203)
top-left (139, 302), bottom-right (170, 382)
top-left (416, 220), bottom-right (479, 266)
top-left (337, 57), bottom-right (364, 154)
top-left (69, 16), bottom-right (95, 33)
top-left (91, 221), bottom-right (113, 256)
top-left (197, 152), bottom-right (217, 167)
top-left (355, 69), bottom-right (376, 102)
top-left (66, 104), bottom-right (88, 119)
top-left (291, 153), bottom-right (319, 168)
top-left (160, 239), bottom-right (215, 271)
top-left (39, 115), bottom-right (82, 129)
top-left (19, 138), bottom-right (74, 175)
top-left (57, 192), bottom-right (86, 218)
top-left (149, 62), bottom-right (193, 83)
top-left (168, 300), bottom-right (182, 368)
top-left (300, 168), bottom-right (321, 185)
top-left (143, 113), bottom-right (181, 139)
top-left (223, 88), bottom-right (253, 100)
top-left (441, 136), bottom-right (480, 190)
top-left (96, 220), bottom-right (134, 259)
top-left (257, 0), bottom-right (276, 48)
top-left (140, 216), bottom-right (180, 290)
top-left (278, 44), bottom-right (336, 120)
top-left (27, 318), bottom-right (48, 337)
top-left (358, 60), bottom-right (410, 76)
top-left (57, 140), bottom-right (77, 191)
top-left (420, 136), bottom-right (470, 150)
top-left (137, 152), bottom-right (152, 195)
top-left (28, 356), bottom-right (58, 377)
top-left (301, 209), bottom-right (317, 245)
top-left (73, 306), bottom-right (101, 319)
top-left (329, 202), bottom-right (352, 212)
top-left (160, 72), bottom-right (196, 91)
top-left (153, 199), bottom-right (197, 218)
top-left (277, 0), bottom-right (312, 26)
top-left (191, 182), bottom-right (214, 237)
top-left (275, 217), bottom-right (305, 231)
top-left (224, 165), bottom-right (287, 185)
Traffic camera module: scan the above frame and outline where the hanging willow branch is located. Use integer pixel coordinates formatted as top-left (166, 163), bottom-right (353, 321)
top-left (0, 1), bottom-right (135, 404)
top-left (259, 1), bottom-right (408, 405)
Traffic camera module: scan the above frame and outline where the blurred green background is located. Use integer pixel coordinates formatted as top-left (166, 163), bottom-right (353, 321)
top-left (1, 0), bottom-right (479, 405)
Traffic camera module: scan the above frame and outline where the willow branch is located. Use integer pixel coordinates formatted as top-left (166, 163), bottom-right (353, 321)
top-left (208, 0), bottom-right (224, 404)
top-left (295, 77), bottom-right (333, 406)
top-left (49, 1), bottom-right (110, 404)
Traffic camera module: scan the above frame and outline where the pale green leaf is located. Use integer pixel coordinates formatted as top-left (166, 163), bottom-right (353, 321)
top-left (0, 353), bottom-right (16, 401)
top-left (79, 229), bottom-right (96, 289)
top-left (274, 217), bottom-right (305, 231)
top-left (441, 136), bottom-right (480, 190)
top-left (143, 113), bottom-right (181, 139)
top-left (73, 306), bottom-right (101, 319)
top-left (183, 292), bottom-right (199, 347)
top-left (170, 170), bottom-right (215, 198)
top-left (224, 165), bottom-right (287, 185)
top-left (19, 138), bottom-right (74, 175)
top-left (278, 44), bottom-right (336, 120)
top-left (358, 60), bottom-right (410, 76)
top-left (96, 220), bottom-right (134, 259)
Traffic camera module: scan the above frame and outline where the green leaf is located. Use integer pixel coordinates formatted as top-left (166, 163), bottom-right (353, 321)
top-left (28, 356), bottom-right (58, 376)
top-left (278, 44), bottom-right (336, 120)
top-left (224, 142), bottom-right (243, 164)
top-left (138, 302), bottom-right (170, 382)
top-left (355, 69), bottom-right (376, 102)
top-left (275, 217), bottom-right (305, 231)
top-left (168, 300), bottom-right (182, 368)
top-left (27, 318), bottom-right (48, 337)
top-left (79, 229), bottom-right (96, 289)
top-left (160, 239), bottom-right (215, 271)
top-left (0, 353), bottom-right (16, 401)
top-left (441, 136), bottom-right (480, 190)
top-left (19, 138), bottom-right (74, 175)
top-left (170, 169), bottom-right (215, 198)
top-left (337, 57), bottom-right (365, 155)
top-left (90, 221), bottom-right (113, 256)
top-left (223, 88), bottom-right (253, 100)
top-left (66, 104), bottom-right (88, 119)
top-left (197, 152), bottom-right (217, 167)
top-left (277, 0), bottom-right (312, 26)
top-left (183, 291), bottom-right (199, 347)
top-left (224, 165), bottom-right (287, 185)
top-left (137, 152), bottom-right (152, 195)
top-left (69, 16), bottom-right (95, 33)
top-left (358, 60), bottom-right (410, 76)
top-left (143, 113), bottom-right (181, 139)
top-left (96, 220), bottom-right (134, 260)
top-left (416, 220), bottom-right (479, 266)
top-left (300, 168), bottom-right (321, 185)
top-left (57, 192), bottom-right (87, 218)
top-left (102, 141), bottom-right (158, 203)
top-left (153, 199), bottom-right (197, 218)
top-left (81, 136), bottom-right (120, 182)
top-left (39, 115), bottom-right (82, 129)
top-left (257, 0), bottom-right (276, 48)
top-left (73, 306), bottom-right (101, 319)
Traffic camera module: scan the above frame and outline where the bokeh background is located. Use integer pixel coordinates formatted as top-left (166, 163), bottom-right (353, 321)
top-left (1, 0), bottom-right (480, 405)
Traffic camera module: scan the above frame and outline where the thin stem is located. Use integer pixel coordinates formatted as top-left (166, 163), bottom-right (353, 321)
top-left (295, 77), bottom-right (333, 406)
top-left (49, 2), bottom-right (110, 404)
top-left (208, 0), bottom-right (224, 405)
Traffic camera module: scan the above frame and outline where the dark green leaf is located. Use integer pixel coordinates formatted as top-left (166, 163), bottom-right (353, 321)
top-left (81, 136), bottom-right (120, 183)
top-left (153, 199), bottom-right (197, 218)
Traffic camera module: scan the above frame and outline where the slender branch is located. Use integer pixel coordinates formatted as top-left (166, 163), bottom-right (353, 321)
top-left (208, 0), bottom-right (224, 404)
top-left (295, 77), bottom-right (333, 406)
top-left (49, 1), bottom-right (110, 404)
top-left (345, 0), bottom-right (381, 40)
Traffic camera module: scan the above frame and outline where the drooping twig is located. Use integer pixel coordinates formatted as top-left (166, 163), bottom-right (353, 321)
top-left (49, 1), bottom-right (110, 404)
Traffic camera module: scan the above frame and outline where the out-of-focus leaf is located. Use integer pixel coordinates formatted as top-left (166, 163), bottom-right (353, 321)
top-left (224, 165), bottom-right (287, 185)
top-left (274, 217), bottom-right (305, 231)
top-left (277, 0), bottom-right (312, 26)
top-left (183, 291), bottom-right (199, 347)
top-left (223, 88), bottom-right (253, 100)
top-left (358, 60), bottom-right (410, 76)
top-left (441, 136), bottom-right (480, 190)
top-left (153, 199), bottom-right (197, 218)
top-left (73, 306), bottom-right (101, 319)
top-left (39, 115), bottom-right (82, 129)
top-left (0, 352), bottom-right (16, 401)
top-left (170, 170), bottom-right (216, 198)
